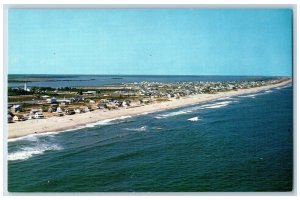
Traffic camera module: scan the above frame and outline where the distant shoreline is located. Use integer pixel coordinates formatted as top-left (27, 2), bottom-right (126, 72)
top-left (8, 79), bottom-right (292, 139)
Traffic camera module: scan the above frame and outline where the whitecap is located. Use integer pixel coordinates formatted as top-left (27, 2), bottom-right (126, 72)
top-left (197, 101), bottom-right (232, 109)
top-left (155, 101), bottom-right (234, 119)
top-left (264, 90), bottom-right (272, 93)
top-left (155, 110), bottom-right (189, 119)
top-left (239, 94), bottom-right (258, 98)
top-left (124, 126), bottom-right (147, 132)
top-left (187, 117), bottom-right (199, 122)
top-left (204, 104), bottom-right (229, 109)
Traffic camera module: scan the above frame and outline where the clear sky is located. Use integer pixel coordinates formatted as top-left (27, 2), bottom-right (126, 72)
top-left (8, 9), bottom-right (292, 76)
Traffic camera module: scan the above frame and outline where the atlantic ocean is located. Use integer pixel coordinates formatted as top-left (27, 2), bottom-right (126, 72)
top-left (8, 84), bottom-right (293, 192)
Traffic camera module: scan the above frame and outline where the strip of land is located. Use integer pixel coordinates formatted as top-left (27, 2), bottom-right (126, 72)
top-left (8, 79), bottom-right (292, 139)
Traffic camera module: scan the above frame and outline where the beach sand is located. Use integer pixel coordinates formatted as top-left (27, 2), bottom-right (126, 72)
top-left (8, 79), bottom-right (292, 139)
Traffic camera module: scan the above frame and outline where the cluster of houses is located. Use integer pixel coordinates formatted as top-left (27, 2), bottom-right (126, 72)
top-left (8, 106), bottom-right (45, 123)
top-left (8, 97), bottom-right (132, 123)
top-left (43, 96), bottom-right (85, 104)
top-left (8, 78), bottom-right (286, 123)
top-left (121, 79), bottom-right (285, 99)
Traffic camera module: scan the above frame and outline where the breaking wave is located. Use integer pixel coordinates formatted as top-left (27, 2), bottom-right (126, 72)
top-left (276, 84), bottom-right (292, 90)
top-left (202, 101), bottom-right (232, 109)
top-left (239, 94), bottom-right (259, 98)
top-left (217, 96), bottom-right (233, 100)
top-left (8, 143), bottom-right (63, 161)
top-left (85, 119), bottom-right (116, 128)
top-left (139, 112), bottom-right (154, 115)
top-left (155, 101), bottom-right (234, 119)
top-left (85, 116), bottom-right (132, 128)
top-left (124, 126), bottom-right (147, 132)
top-left (155, 110), bottom-right (191, 119)
top-left (8, 116), bottom-right (132, 143)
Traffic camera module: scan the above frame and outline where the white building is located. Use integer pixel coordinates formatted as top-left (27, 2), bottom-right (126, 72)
top-left (41, 95), bottom-right (50, 99)
top-left (75, 108), bottom-right (82, 114)
top-left (34, 112), bottom-right (44, 119)
top-left (82, 106), bottom-right (90, 113)
top-left (56, 107), bottom-right (63, 113)
top-left (82, 91), bottom-right (97, 95)
top-left (46, 97), bottom-right (57, 103)
top-left (13, 114), bottom-right (25, 121)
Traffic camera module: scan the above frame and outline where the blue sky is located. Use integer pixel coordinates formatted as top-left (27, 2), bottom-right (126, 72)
top-left (8, 9), bottom-right (292, 76)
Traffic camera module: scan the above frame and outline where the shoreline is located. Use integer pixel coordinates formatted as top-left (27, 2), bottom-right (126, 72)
top-left (8, 79), bottom-right (292, 139)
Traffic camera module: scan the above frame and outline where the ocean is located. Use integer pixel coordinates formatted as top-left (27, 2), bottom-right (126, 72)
top-left (7, 82), bottom-right (293, 192)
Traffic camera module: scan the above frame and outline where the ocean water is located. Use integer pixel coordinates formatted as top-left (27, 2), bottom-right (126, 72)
top-left (8, 74), bottom-right (280, 88)
top-left (7, 84), bottom-right (293, 192)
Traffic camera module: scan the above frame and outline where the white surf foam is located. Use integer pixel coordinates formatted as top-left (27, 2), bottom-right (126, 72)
top-left (204, 104), bottom-right (228, 109)
top-left (139, 112), bottom-right (154, 116)
top-left (125, 126), bottom-right (147, 132)
top-left (8, 116), bottom-right (133, 143)
top-left (217, 96), bottom-right (233, 101)
top-left (195, 101), bottom-right (232, 110)
top-left (187, 117), bottom-right (200, 121)
top-left (264, 90), bottom-right (272, 93)
top-left (239, 94), bottom-right (259, 98)
top-left (8, 131), bottom-right (62, 143)
top-left (8, 144), bottom-right (63, 161)
top-left (281, 85), bottom-right (292, 88)
top-left (85, 119), bottom-right (115, 128)
top-left (155, 110), bottom-right (189, 119)
top-left (85, 116), bottom-right (132, 128)
top-left (155, 100), bottom-right (234, 119)
top-left (117, 116), bottom-right (132, 120)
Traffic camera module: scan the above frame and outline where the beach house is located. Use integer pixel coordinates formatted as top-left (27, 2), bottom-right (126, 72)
top-left (13, 114), bottom-right (25, 121)
top-left (82, 106), bottom-right (90, 113)
top-left (34, 112), bottom-right (44, 119)
top-left (46, 97), bottom-right (57, 103)
top-left (56, 106), bottom-right (63, 113)
top-left (75, 108), bottom-right (82, 114)
top-left (48, 104), bottom-right (59, 113)
top-left (106, 101), bottom-right (118, 109)
top-left (54, 112), bottom-right (64, 117)
top-left (122, 100), bottom-right (131, 107)
top-left (65, 108), bottom-right (75, 115)
top-left (72, 96), bottom-right (85, 102)
top-left (140, 99), bottom-right (150, 104)
top-left (10, 104), bottom-right (22, 113)
top-left (96, 103), bottom-right (106, 109)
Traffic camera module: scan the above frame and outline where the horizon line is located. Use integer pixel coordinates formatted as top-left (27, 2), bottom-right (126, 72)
top-left (7, 73), bottom-right (292, 77)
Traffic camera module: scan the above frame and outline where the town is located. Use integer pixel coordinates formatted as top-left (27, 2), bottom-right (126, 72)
top-left (8, 78), bottom-right (289, 123)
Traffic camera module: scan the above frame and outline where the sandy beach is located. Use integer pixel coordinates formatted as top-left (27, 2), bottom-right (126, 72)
top-left (8, 79), bottom-right (292, 139)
